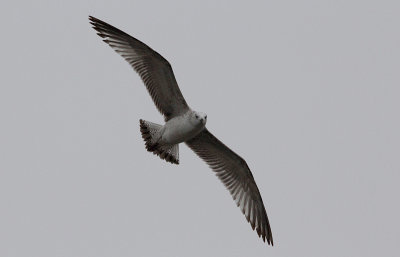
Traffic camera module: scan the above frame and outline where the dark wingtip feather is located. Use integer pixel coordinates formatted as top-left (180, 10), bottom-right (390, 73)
top-left (250, 221), bottom-right (255, 230)
top-left (88, 15), bottom-right (103, 25)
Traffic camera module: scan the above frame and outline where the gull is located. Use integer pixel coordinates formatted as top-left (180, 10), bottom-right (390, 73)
top-left (89, 16), bottom-right (273, 245)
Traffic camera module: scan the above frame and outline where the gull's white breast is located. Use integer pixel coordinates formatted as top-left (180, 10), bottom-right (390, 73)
top-left (161, 112), bottom-right (204, 145)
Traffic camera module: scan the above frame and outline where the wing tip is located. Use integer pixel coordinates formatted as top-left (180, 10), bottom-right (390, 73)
top-left (88, 15), bottom-right (102, 33)
top-left (88, 15), bottom-right (100, 23)
top-left (263, 228), bottom-right (273, 246)
top-left (253, 219), bottom-right (273, 246)
top-left (88, 15), bottom-right (112, 35)
top-left (88, 15), bottom-right (101, 28)
top-left (258, 229), bottom-right (273, 246)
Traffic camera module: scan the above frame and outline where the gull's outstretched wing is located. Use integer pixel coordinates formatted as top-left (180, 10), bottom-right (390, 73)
top-left (89, 16), bottom-right (189, 120)
top-left (186, 129), bottom-right (273, 245)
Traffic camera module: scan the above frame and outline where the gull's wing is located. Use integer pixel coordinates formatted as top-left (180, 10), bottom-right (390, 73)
top-left (186, 128), bottom-right (273, 245)
top-left (89, 16), bottom-right (189, 120)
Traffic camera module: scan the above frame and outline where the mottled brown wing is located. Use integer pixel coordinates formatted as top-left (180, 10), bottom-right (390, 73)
top-left (186, 128), bottom-right (273, 245)
top-left (89, 16), bottom-right (189, 120)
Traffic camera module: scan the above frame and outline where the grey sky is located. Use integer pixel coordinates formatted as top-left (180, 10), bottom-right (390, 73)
top-left (1, 1), bottom-right (399, 256)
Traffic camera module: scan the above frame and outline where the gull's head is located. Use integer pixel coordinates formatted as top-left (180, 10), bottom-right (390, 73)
top-left (191, 111), bottom-right (207, 126)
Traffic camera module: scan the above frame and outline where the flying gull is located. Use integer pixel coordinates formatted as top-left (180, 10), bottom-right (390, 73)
top-left (89, 16), bottom-right (273, 245)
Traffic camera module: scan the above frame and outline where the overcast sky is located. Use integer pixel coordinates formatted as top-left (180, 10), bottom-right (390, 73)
top-left (1, 1), bottom-right (399, 256)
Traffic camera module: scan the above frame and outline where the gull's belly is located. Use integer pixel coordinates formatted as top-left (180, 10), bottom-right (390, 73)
top-left (162, 118), bottom-right (203, 145)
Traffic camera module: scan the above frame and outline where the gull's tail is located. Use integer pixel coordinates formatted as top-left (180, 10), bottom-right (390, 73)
top-left (139, 119), bottom-right (179, 164)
